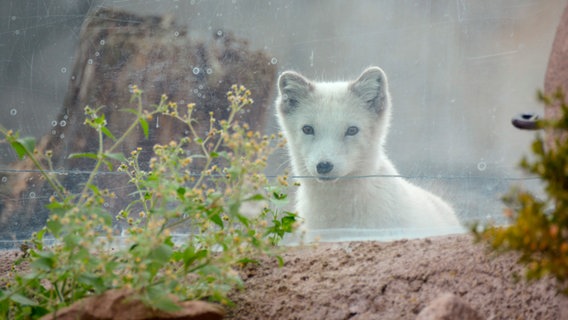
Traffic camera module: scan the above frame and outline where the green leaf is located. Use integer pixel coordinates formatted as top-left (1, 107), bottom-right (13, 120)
top-left (104, 152), bottom-right (127, 163)
top-left (236, 213), bottom-right (250, 227)
top-left (146, 286), bottom-right (181, 312)
top-left (181, 247), bottom-right (207, 269)
top-left (21, 271), bottom-right (41, 280)
top-left (31, 254), bottom-right (55, 272)
top-left (209, 213), bottom-right (224, 228)
top-left (275, 255), bottom-right (284, 267)
top-left (46, 219), bottom-right (63, 237)
top-left (176, 187), bottom-right (186, 200)
top-left (101, 127), bottom-right (117, 141)
top-left (68, 152), bottom-right (99, 160)
top-left (0, 291), bottom-right (9, 316)
top-left (216, 151), bottom-right (229, 159)
top-left (244, 194), bottom-right (265, 202)
top-left (10, 293), bottom-right (38, 306)
top-left (237, 257), bottom-right (258, 265)
top-left (35, 228), bottom-right (46, 242)
top-left (45, 200), bottom-right (72, 215)
top-left (272, 191), bottom-right (287, 200)
top-left (78, 273), bottom-right (106, 293)
top-left (149, 244), bottom-right (173, 263)
top-left (32, 228), bottom-right (46, 250)
top-left (10, 137), bottom-right (36, 159)
top-left (228, 202), bottom-right (240, 217)
top-left (139, 117), bottom-right (149, 139)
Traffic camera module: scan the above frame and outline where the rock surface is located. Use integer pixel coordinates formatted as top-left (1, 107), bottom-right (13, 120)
top-left (38, 288), bottom-right (225, 320)
top-left (415, 292), bottom-right (483, 320)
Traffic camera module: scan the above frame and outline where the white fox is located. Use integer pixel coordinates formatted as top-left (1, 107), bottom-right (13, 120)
top-left (275, 67), bottom-right (460, 230)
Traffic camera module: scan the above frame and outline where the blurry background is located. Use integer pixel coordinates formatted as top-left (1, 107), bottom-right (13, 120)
top-left (1, 0), bottom-right (567, 242)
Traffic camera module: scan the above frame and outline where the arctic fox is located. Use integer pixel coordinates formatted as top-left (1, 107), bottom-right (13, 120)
top-left (275, 67), bottom-right (459, 230)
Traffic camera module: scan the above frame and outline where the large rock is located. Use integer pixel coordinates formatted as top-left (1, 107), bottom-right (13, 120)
top-left (415, 293), bottom-right (483, 320)
top-left (39, 288), bottom-right (225, 320)
top-left (0, 7), bottom-right (277, 240)
top-left (544, 4), bottom-right (568, 148)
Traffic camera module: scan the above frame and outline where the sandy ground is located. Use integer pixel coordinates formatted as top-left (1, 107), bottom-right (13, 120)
top-left (227, 234), bottom-right (566, 320)
top-left (1, 234), bottom-right (566, 319)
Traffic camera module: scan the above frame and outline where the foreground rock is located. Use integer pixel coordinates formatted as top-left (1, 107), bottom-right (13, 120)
top-left (416, 293), bottom-right (483, 320)
top-left (39, 288), bottom-right (225, 320)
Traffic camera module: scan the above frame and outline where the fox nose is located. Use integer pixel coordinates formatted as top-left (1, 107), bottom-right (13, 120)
top-left (316, 161), bottom-right (334, 174)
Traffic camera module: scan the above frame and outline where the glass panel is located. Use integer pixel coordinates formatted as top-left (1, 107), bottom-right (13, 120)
top-left (0, 1), bottom-right (564, 246)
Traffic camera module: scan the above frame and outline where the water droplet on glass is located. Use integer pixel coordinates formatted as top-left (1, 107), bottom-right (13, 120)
top-left (100, 39), bottom-right (105, 45)
top-left (71, 75), bottom-right (76, 80)
top-left (104, 202), bottom-right (109, 208)
top-left (11, 16), bottom-right (16, 21)
top-left (59, 133), bottom-right (65, 140)
top-left (216, 30), bottom-right (223, 37)
top-left (270, 57), bottom-right (278, 64)
top-left (1, 177), bottom-right (7, 183)
top-left (59, 120), bottom-right (67, 127)
top-left (51, 130), bottom-right (57, 135)
top-left (51, 120), bottom-right (57, 127)
top-left (95, 52), bottom-right (100, 57)
top-left (206, 68), bottom-right (213, 74)
top-left (29, 192), bottom-right (36, 199)
top-left (193, 88), bottom-right (199, 94)
top-left (198, 85), bottom-right (204, 90)
top-left (61, 67), bottom-right (67, 73)
top-left (10, 109), bottom-right (17, 116)
top-left (14, 30), bottom-right (20, 35)
top-left (477, 160), bottom-right (487, 171)
top-left (88, 59), bottom-right (93, 65)
top-left (174, 31), bottom-right (179, 37)
top-left (192, 67), bottom-right (200, 75)
top-left (63, 115), bottom-right (68, 120)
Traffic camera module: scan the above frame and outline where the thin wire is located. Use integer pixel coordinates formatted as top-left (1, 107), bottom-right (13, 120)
top-left (0, 167), bottom-right (540, 181)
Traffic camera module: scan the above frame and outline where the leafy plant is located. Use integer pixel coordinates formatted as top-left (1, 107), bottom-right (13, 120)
top-left (0, 84), bottom-right (298, 319)
top-left (472, 89), bottom-right (568, 294)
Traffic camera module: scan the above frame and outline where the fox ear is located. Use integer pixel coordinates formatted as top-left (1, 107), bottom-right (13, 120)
top-left (349, 67), bottom-right (389, 114)
top-left (278, 71), bottom-right (313, 114)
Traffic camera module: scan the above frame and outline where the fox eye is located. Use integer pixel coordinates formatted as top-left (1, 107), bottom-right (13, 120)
top-left (302, 125), bottom-right (314, 135)
top-left (345, 126), bottom-right (359, 136)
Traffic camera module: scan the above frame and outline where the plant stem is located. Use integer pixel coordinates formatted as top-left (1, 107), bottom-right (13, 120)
top-left (79, 95), bottom-right (153, 201)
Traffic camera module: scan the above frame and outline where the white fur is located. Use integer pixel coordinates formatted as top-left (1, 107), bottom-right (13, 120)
top-left (276, 67), bottom-right (459, 230)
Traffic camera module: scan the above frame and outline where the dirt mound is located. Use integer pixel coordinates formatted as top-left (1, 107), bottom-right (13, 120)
top-left (227, 234), bottom-right (565, 319)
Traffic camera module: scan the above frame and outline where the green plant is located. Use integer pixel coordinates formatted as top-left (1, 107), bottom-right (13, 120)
top-left (472, 89), bottom-right (568, 294)
top-left (0, 84), bottom-right (298, 319)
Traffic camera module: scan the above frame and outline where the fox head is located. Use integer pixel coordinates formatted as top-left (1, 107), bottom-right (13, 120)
top-left (276, 67), bottom-right (392, 181)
